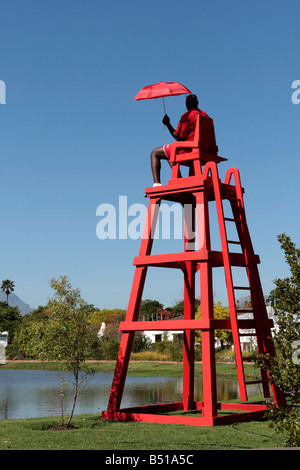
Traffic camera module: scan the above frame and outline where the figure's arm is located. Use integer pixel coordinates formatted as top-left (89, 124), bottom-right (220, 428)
top-left (162, 114), bottom-right (185, 141)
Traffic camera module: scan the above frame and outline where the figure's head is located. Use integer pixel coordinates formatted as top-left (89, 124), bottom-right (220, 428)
top-left (186, 94), bottom-right (199, 110)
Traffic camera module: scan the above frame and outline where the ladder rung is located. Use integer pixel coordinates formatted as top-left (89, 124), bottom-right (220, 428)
top-left (233, 286), bottom-right (251, 290)
top-left (236, 308), bottom-right (253, 313)
top-left (224, 217), bottom-right (236, 222)
top-left (227, 240), bottom-right (241, 245)
top-left (245, 380), bottom-right (263, 385)
top-left (239, 332), bottom-right (256, 337)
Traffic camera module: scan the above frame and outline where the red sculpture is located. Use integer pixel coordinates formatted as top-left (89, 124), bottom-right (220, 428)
top-left (102, 115), bottom-right (286, 426)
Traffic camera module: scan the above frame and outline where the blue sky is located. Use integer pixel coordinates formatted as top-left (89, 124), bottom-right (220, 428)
top-left (1, 0), bottom-right (299, 311)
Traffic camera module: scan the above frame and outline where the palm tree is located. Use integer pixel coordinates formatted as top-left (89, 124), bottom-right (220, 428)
top-left (1, 280), bottom-right (15, 305)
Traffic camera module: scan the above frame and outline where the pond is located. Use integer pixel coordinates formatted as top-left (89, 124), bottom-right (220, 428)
top-left (0, 370), bottom-right (260, 420)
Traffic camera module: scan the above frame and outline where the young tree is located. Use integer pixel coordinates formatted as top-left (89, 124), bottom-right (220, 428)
top-left (39, 276), bottom-right (97, 428)
top-left (258, 234), bottom-right (300, 446)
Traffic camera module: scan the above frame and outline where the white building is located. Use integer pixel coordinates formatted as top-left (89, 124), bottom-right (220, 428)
top-left (138, 314), bottom-right (184, 344)
top-left (237, 306), bottom-right (279, 352)
top-left (0, 332), bottom-right (9, 364)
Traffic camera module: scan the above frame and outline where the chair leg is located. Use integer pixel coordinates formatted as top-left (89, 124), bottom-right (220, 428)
top-left (171, 163), bottom-right (180, 179)
top-left (193, 160), bottom-right (202, 176)
top-left (188, 163), bottom-right (195, 176)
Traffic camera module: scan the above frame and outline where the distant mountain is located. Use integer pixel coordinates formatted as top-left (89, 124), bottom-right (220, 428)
top-left (0, 292), bottom-right (34, 315)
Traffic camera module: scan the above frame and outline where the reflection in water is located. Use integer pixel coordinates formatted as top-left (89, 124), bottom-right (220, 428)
top-left (0, 369), bottom-right (259, 420)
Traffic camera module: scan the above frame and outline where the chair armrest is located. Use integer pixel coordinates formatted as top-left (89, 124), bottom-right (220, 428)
top-left (169, 141), bottom-right (199, 163)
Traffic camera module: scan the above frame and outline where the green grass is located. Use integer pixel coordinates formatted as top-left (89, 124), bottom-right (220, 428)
top-left (2, 360), bottom-right (257, 379)
top-left (0, 413), bottom-right (287, 450)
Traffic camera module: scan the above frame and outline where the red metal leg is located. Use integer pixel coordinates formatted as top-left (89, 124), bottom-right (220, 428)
top-left (195, 190), bottom-right (218, 418)
top-left (200, 262), bottom-right (218, 418)
top-left (182, 261), bottom-right (196, 410)
top-left (106, 197), bottom-right (161, 414)
top-left (106, 266), bottom-right (147, 414)
top-left (182, 200), bottom-right (196, 410)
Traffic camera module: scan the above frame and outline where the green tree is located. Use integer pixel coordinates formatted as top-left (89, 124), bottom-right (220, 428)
top-left (14, 318), bottom-right (44, 359)
top-left (22, 276), bottom-right (97, 427)
top-left (45, 276), bottom-right (98, 426)
top-left (0, 302), bottom-right (22, 357)
top-left (257, 234), bottom-right (300, 447)
top-left (99, 311), bottom-right (125, 359)
top-left (1, 280), bottom-right (15, 305)
top-left (139, 299), bottom-right (163, 320)
top-left (195, 301), bottom-right (232, 348)
top-left (13, 306), bottom-right (48, 359)
top-left (23, 305), bottom-right (48, 322)
top-left (0, 302), bottom-right (21, 332)
top-left (267, 288), bottom-right (283, 310)
top-left (90, 308), bottom-right (126, 328)
top-left (165, 299), bottom-right (200, 316)
top-left (213, 301), bottom-right (232, 348)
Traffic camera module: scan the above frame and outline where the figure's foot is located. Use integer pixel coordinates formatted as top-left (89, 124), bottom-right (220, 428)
top-left (145, 182), bottom-right (163, 197)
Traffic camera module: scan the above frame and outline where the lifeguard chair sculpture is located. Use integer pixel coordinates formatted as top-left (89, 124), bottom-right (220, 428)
top-left (102, 115), bottom-right (286, 426)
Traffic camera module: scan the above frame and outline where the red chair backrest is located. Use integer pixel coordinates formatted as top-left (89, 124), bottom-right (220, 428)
top-left (198, 115), bottom-right (218, 155)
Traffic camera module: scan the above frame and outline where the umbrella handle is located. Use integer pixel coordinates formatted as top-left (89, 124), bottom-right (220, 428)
top-left (162, 97), bottom-right (166, 115)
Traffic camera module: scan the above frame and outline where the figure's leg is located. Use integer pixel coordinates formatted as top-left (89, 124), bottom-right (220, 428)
top-left (150, 146), bottom-right (169, 184)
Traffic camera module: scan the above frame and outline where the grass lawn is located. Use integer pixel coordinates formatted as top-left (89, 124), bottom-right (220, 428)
top-left (2, 360), bottom-right (257, 379)
top-left (0, 413), bottom-right (287, 451)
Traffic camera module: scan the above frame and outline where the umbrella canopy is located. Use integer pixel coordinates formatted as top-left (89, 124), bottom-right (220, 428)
top-left (134, 81), bottom-right (192, 114)
top-left (134, 81), bottom-right (192, 101)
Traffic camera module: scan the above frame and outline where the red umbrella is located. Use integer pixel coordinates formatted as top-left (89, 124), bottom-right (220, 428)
top-left (134, 81), bottom-right (192, 113)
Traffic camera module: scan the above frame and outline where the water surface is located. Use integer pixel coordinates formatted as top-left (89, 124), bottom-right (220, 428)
top-left (0, 369), bottom-right (259, 420)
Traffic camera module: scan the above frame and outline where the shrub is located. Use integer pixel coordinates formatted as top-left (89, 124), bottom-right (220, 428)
top-left (100, 339), bottom-right (120, 360)
top-left (130, 350), bottom-right (171, 361)
top-left (256, 234), bottom-right (300, 447)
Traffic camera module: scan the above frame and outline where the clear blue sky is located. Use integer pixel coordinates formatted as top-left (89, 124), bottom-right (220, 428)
top-left (1, 0), bottom-right (299, 311)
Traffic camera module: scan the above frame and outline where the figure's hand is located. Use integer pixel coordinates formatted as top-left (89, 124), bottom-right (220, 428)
top-left (162, 114), bottom-right (170, 125)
